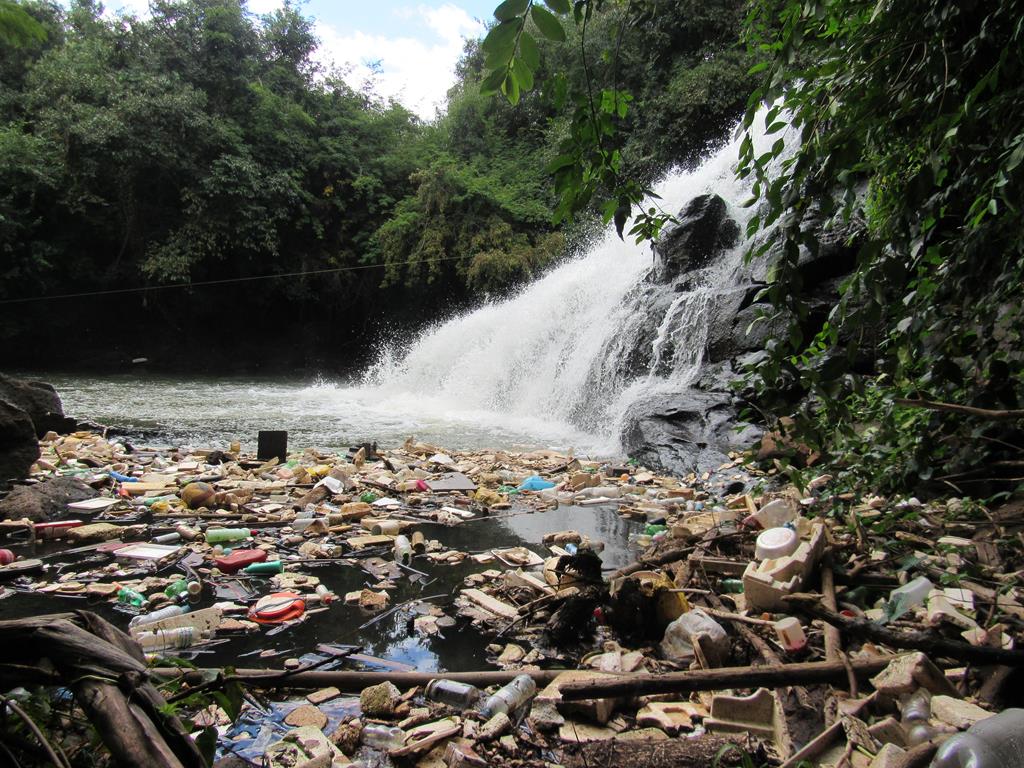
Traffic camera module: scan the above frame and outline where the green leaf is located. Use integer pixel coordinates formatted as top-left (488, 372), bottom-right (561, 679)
top-left (480, 67), bottom-right (508, 96)
top-left (531, 5), bottom-right (566, 41)
top-left (481, 20), bottom-right (520, 56)
top-left (512, 56), bottom-right (534, 92)
top-left (544, 0), bottom-right (571, 13)
top-left (494, 0), bottom-right (529, 20)
top-left (502, 71), bottom-right (521, 105)
top-left (519, 30), bottom-right (540, 70)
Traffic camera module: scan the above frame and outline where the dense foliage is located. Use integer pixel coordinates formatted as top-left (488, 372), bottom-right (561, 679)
top-left (0, 0), bottom-right (751, 369)
top-left (738, 0), bottom-right (1024, 494)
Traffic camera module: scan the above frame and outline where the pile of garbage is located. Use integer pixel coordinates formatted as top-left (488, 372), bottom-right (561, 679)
top-left (1, 430), bottom-right (1022, 767)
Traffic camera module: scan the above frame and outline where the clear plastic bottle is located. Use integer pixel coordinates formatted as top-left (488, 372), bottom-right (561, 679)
top-left (424, 679), bottom-right (481, 708)
top-left (130, 604), bottom-right (189, 628)
top-left (137, 627), bottom-right (199, 651)
top-left (361, 724), bottom-right (406, 750)
top-left (900, 689), bottom-right (936, 746)
top-left (393, 535), bottom-right (413, 566)
top-left (480, 674), bottom-right (537, 718)
top-left (931, 708), bottom-right (1024, 768)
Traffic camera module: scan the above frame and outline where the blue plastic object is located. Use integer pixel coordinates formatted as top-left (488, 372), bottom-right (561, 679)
top-left (108, 470), bottom-right (137, 483)
top-left (518, 475), bottom-right (555, 491)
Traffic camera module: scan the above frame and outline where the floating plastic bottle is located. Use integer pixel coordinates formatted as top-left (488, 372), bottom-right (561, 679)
top-left (361, 724), bottom-right (406, 750)
top-left (394, 535), bottom-right (413, 566)
top-left (130, 604), bottom-right (189, 628)
top-left (117, 587), bottom-right (147, 607)
top-left (425, 679), bottom-right (481, 708)
top-left (481, 674), bottom-right (537, 718)
top-left (243, 560), bottom-right (284, 575)
top-left (137, 626), bottom-right (199, 651)
top-left (930, 708), bottom-right (1024, 768)
top-left (164, 579), bottom-right (201, 599)
top-left (901, 689), bottom-right (936, 746)
top-left (204, 528), bottom-right (251, 543)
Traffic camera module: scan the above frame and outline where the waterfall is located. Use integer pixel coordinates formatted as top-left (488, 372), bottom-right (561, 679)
top-left (336, 111), bottom-right (785, 457)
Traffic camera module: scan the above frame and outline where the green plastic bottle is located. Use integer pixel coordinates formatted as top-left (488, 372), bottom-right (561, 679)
top-left (205, 528), bottom-right (251, 543)
top-left (243, 560), bottom-right (284, 575)
top-left (117, 587), bottom-right (147, 607)
top-left (644, 524), bottom-right (667, 535)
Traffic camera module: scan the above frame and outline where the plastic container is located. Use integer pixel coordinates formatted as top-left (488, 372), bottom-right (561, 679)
top-left (480, 674), bottom-right (537, 718)
top-left (425, 679), bottom-right (481, 708)
top-left (745, 498), bottom-right (796, 529)
top-left (755, 527), bottom-right (800, 560)
top-left (931, 708), bottom-right (1024, 767)
top-left (204, 528), bottom-right (252, 543)
top-left (644, 524), bottom-right (667, 536)
top-left (214, 549), bottom-right (267, 574)
top-left (243, 560), bottom-right (284, 575)
top-left (164, 579), bottom-right (201, 599)
top-left (0, 549), bottom-right (14, 566)
top-left (174, 525), bottom-right (202, 541)
top-left (888, 576), bottom-right (934, 620)
top-left (773, 617), bottom-right (807, 652)
top-left (130, 604), bottom-right (189, 628)
top-left (660, 609), bottom-right (730, 665)
top-left (117, 587), bottom-right (147, 608)
top-left (901, 689), bottom-right (936, 746)
top-left (372, 520), bottom-right (401, 535)
top-left (394, 535), bottom-right (413, 566)
top-left (361, 724), bottom-right (406, 750)
top-left (137, 626), bottom-right (198, 651)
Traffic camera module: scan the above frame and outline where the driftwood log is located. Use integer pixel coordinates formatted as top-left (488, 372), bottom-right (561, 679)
top-left (0, 611), bottom-right (204, 768)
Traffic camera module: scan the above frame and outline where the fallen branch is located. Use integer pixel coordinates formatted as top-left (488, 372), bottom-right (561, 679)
top-left (894, 398), bottom-right (1024, 421)
top-left (153, 667), bottom-right (566, 691)
top-left (783, 593), bottom-right (1024, 666)
top-left (555, 658), bottom-right (893, 701)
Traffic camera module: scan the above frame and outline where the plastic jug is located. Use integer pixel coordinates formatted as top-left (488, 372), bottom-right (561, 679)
top-left (660, 609), bottom-right (730, 666)
top-left (930, 708), bottom-right (1024, 767)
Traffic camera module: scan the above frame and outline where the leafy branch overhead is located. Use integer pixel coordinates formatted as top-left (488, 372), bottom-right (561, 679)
top-left (482, 0), bottom-right (670, 241)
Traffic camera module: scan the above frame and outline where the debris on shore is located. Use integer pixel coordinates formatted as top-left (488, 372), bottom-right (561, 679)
top-left (1, 430), bottom-right (1022, 767)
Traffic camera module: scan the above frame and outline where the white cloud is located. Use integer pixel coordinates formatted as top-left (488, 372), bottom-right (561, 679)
top-left (314, 4), bottom-right (483, 121)
top-left (247, 0), bottom-right (285, 15)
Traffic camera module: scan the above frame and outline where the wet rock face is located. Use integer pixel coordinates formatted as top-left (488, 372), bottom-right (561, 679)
top-left (0, 476), bottom-right (96, 521)
top-left (621, 390), bottom-right (762, 477)
top-left (653, 194), bottom-right (740, 281)
top-left (0, 400), bottom-right (39, 485)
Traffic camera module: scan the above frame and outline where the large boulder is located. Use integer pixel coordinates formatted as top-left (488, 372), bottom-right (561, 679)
top-left (653, 194), bottom-right (740, 281)
top-left (622, 389), bottom-right (761, 477)
top-left (0, 374), bottom-right (73, 437)
top-left (0, 476), bottom-right (97, 522)
top-left (0, 400), bottom-right (39, 484)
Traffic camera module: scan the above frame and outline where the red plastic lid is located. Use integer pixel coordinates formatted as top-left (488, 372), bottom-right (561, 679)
top-left (248, 591), bottom-right (306, 624)
top-left (214, 548), bottom-right (267, 574)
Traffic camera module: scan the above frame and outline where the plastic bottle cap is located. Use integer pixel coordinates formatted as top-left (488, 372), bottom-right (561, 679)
top-left (755, 527), bottom-right (799, 560)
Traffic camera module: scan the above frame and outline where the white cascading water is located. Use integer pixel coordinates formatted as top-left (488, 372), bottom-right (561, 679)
top-left (332, 110), bottom-right (785, 456)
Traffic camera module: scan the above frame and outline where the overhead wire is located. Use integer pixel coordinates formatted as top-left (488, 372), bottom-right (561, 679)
top-left (0, 254), bottom-right (471, 306)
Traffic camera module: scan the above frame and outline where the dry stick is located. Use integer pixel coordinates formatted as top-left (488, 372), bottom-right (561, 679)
top-left (556, 658), bottom-right (893, 701)
top-left (783, 593), bottom-right (1024, 666)
top-left (893, 397), bottom-right (1024, 421)
top-left (153, 667), bottom-right (568, 691)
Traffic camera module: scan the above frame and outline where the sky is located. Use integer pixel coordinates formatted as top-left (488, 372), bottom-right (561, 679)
top-left (95, 1), bottom-right (499, 119)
